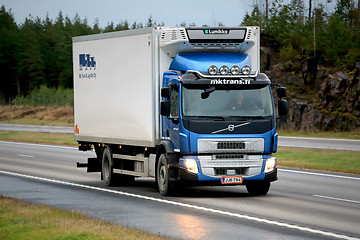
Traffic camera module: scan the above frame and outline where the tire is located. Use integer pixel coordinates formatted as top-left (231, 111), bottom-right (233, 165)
top-left (157, 153), bottom-right (174, 196)
top-left (246, 181), bottom-right (270, 196)
top-left (102, 145), bottom-right (135, 186)
top-left (102, 145), bottom-right (117, 186)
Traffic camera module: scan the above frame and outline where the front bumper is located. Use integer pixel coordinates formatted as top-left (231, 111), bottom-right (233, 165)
top-left (175, 155), bottom-right (277, 185)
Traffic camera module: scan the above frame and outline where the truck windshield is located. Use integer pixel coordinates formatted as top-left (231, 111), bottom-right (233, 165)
top-left (182, 85), bottom-right (273, 118)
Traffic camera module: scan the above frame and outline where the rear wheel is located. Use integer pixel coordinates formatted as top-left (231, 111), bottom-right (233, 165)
top-left (102, 145), bottom-right (135, 186)
top-left (246, 181), bottom-right (270, 196)
top-left (102, 145), bottom-right (117, 186)
top-left (157, 153), bottom-right (174, 196)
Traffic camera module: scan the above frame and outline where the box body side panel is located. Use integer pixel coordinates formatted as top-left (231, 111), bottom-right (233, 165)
top-left (73, 31), bottom-right (158, 147)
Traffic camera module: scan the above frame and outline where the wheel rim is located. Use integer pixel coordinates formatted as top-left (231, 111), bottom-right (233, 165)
top-left (159, 164), bottom-right (166, 191)
top-left (103, 155), bottom-right (110, 180)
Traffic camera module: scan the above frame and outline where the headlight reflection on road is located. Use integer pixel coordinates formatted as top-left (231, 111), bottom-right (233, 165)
top-left (174, 213), bottom-right (208, 239)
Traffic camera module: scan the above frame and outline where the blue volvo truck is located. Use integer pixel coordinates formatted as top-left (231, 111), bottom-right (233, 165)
top-left (73, 26), bottom-right (288, 196)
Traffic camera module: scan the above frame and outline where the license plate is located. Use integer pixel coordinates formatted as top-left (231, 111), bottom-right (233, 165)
top-left (221, 176), bottom-right (243, 184)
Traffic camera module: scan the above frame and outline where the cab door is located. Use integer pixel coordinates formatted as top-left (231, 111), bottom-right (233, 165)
top-left (168, 84), bottom-right (180, 150)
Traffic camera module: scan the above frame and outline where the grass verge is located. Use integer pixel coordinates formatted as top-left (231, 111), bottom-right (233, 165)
top-left (0, 105), bottom-right (73, 127)
top-left (275, 147), bottom-right (360, 175)
top-left (0, 196), bottom-right (169, 240)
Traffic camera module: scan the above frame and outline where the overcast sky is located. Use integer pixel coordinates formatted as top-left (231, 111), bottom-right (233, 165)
top-left (1, 0), bottom-right (259, 27)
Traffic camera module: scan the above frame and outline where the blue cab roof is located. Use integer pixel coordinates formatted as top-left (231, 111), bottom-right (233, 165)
top-left (169, 52), bottom-right (251, 73)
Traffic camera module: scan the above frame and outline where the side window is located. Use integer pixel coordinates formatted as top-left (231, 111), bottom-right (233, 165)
top-left (170, 85), bottom-right (179, 118)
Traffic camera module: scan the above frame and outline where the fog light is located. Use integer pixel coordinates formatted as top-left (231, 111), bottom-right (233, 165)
top-left (241, 65), bottom-right (251, 75)
top-left (185, 159), bottom-right (199, 174)
top-left (219, 65), bottom-right (229, 75)
top-left (208, 65), bottom-right (218, 75)
top-left (264, 157), bottom-right (276, 173)
top-left (230, 65), bottom-right (240, 75)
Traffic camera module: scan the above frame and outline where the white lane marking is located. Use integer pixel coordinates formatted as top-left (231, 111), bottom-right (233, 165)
top-left (0, 170), bottom-right (358, 240)
top-left (16, 154), bottom-right (34, 158)
top-left (314, 195), bottom-right (360, 204)
top-left (279, 168), bottom-right (360, 181)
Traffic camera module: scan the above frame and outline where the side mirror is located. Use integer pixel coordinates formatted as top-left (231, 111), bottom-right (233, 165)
top-left (278, 99), bottom-right (289, 117)
top-left (277, 87), bottom-right (287, 98)
top-left (161, 100), bottom-right (170, 116)
top-left (161, 87), bottom-right (170, 99)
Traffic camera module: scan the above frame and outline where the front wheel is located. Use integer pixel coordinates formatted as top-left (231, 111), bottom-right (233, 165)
top-left (157, 153), bottom-right (174, 196)
top-left (246, 181), bottom-right (270, 196)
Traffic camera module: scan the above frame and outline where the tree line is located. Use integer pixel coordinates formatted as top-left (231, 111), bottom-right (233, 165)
top-left (0, 5), bottom-right (163, 103)
top-left (242, 0), bottom-right (360, 71)
top-left (1, 0), bottom-right (359, 103)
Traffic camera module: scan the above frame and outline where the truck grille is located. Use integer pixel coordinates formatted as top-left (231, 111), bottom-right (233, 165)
top-left (198, 138), bottom-right (264, 154)
top-left (217, 142), bottom-right (245, 150)
top-left (215, 154), bottom-right (245, 159)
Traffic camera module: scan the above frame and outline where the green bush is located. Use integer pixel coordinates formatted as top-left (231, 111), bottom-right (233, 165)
top-left (12, 85), bottom-right (73, 106)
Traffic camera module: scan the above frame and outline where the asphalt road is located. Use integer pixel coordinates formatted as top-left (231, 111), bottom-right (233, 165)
top-left (0, 123), bottom-right (73, 133)
top-left (1, 123), bottom-right (359, 151)
top-left (0, 141), bottom-right (359, 240)
top-left (279, 136), bottom-right (360, 151)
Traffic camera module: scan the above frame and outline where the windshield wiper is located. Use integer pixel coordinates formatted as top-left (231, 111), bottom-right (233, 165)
top-left (190, 116), bottom-right (225, 121)
top-left (228, 116), bottom-right (267, 120)
top-left (247, 116), bottom-right (267, 119)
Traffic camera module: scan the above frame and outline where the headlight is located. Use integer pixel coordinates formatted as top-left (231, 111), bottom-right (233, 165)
top-left (241, 65), bottom-right (251, 75)
top-left (230, 65), bottom-right (240, 75)
top-left (264, 157), bottom-right (277, 173)
top-left (219, 65), bottom-right (229, 75)
top-left (185, 159), bottom-right (199, 174)
top-left (208, 65), bottom-right (218, 75)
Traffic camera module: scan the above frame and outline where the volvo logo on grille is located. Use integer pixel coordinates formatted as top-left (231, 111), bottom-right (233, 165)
top-left (211, 122), bottom-right (251, 134)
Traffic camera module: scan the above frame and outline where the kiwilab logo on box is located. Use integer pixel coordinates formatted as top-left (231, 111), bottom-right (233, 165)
top-left (79, 54), bottom-right (96, 79)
